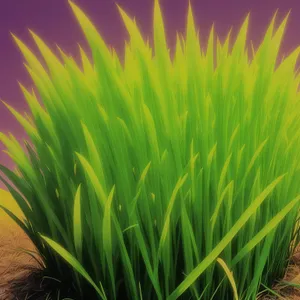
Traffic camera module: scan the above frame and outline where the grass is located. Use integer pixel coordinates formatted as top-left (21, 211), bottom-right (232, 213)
top-left (1, 0), bottom-right (300, 299)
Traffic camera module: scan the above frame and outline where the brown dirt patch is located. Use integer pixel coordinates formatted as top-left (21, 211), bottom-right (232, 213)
top-left (267, 244), bottom-right (300, 300)
top-left (0, 189), bottom-right (39, 299)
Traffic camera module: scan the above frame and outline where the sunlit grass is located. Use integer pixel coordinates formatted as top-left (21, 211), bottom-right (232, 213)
top-left (1, 0), bottom-right (300, 299)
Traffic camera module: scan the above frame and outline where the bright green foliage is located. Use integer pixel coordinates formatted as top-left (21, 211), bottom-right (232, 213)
top-left (1, 0), bottom-right (300, 299)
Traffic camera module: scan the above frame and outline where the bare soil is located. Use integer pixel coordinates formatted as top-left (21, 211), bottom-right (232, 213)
top-left (0, 218), bottom-right (38, 299)
top-left (265, 244), bottom-right (300, 300)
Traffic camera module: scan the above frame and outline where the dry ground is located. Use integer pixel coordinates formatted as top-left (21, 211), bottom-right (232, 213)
top-left (266, 244), bottom-right (300, 300)
top-left (0, 189), bottom-right (38, 299)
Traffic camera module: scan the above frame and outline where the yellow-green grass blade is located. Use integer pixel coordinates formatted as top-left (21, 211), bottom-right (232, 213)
top-left (216, 258), bottom-right (239, 300)
top-left (186, 1), bottom-right (201, 66)
top-left (0, 204), bottom-right (32, 238)
top-left (153, 0), bottom-right (171, 70)
top-left (76, 152), bottom-right (107, 208)
top-left (230, 13), bottom-right (249, 69)
top-left (102, 185), bottom-right (116, 298)
top-left (142, 104), bottom-right (160, 165)
top-left (18, 83), bottom-right (43, 119)
top-left (130, 161), bottom-right (151, 215)
top-left (180, 199), bottom-right (200, 299)
top-left (13, 36), bottom-right (67, 118)
top-left (0, 175), bottom-right (32, 219)
top-left (70, 1), bottom-right (137, 124)
top-left (232, 194), bottom-right (300, 266)
top-left (29, 30), bottom-right (71, 90)
top-left (69, 0), bottom-right (112, 70)
top-left (78, 44), bottom-right (94, 75)
top-left (1, 101), bottom-right (41, 144)
top-left (247, 230), bottom-right (276, 298)
top-left (153, 0), bottom-right (173, 119)
top-left (117, 5), bottom-right (149, 59)
top-left (167, 174), bottom-right (285, 299)
top-left (11, 33), bottom-right (50, 81)
top-left (211, 181), bottom-right (234, 231)
top-left (41, 235), bottom-right (107, 299)
top-left (73, 184), bottom-right (82, 259)
top-left (117, 4), bottom-right (169, 131)
top-left (157, 174), bottom-right (188, 263)
top-left (81, 122), bottom-right (107, 193)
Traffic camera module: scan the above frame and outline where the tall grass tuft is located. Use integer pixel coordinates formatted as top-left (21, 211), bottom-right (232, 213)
top-left (1, 0), bottom-right (300, 299)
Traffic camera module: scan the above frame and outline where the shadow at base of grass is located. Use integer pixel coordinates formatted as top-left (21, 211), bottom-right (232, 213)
top-left (5, 245), bottom-right (300, 300)
top-left (7, 265), bottom-right (77, 300)
top-left (259, 244), bottom-right (300, 300)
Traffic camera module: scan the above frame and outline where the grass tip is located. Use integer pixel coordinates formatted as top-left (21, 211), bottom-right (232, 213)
top-left (77, 43), bottom-right (83, 51)
top-left (28, 29), bottom-right (41, 42)
top-left (9, 31), bottom-right (16, 39)
top-left (28, 28), bottom-right (35, 35)
top-left (10, 32), bottom-right (21, 44)
top-left (0, 99), bottom-right (9, 108)
top-left (68, 0), bottom-right (75, 7)
top-left (116, 3), bottom-right (126, 16)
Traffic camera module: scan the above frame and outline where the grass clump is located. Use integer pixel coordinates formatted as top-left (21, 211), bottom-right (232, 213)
top-left (1, 0), bottom-right (300, 299)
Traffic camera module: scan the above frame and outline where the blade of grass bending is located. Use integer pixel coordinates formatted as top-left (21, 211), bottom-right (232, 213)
top-left (1, 101), bottom-right (41, 143)
top-left (111, 218), bottom-right (141, 300)
top-left (211, 181), bottom-right (234, 230)
top-left (79, 156), bottom-right (141, 298)
top-left (259, 283), bottom-right (284, 299)
top-left (69, 0), bottom-right (113, 71)
top-left (0, 164), bottom-right (31, 197)
top-left (77, 154), bottom-right (142, 298)
top-left (76, 152), bottom-right (107, 208)
top-left (216, 153), bottom-right (232, 199)
top-left (216, 258), bottom-right (239, 300)
top-left (236, 138), bottom-right (269, 196)
top-left (81, 122), bottom-right (107, 192)
top-left (231, 13), bottom-right (249, 59)
top-left (0, 204), bottom-right (31, 237)
top-left (281, 281), bottom-right (300, 289)
top-left (29, 30), bottom-right (70, 86)
top-left (16, 247), bottom-right (45, 269)
top-left (167, 174), bottom-right (285, 300)
top-left (0, 175), bottom-right (32, 218)
top-left (246, 230), bottom-right (276, 298)
top-left (156, 174), bottom-right (188, 266)
top-left (73, 184), bottom-right (82, 259)
top-left (153, 0), bottom-right (173, 120)
top-left (11, 33), bottom-right (50, 82)
top-left (232, 194), bottom-right (300, 265)
top-left (70, 0), bottom-right (137, 122)
top-left (41, 235), bottom-right (107, 300)
top-left (130, 161), bottom-right (151, 216)
top-left (181, 199), bottom-right (200, 299)
top-left (122, 224), bottom-right (139, 234)
top-left (153, 0), bottom-right (171, 70)
top-left (103, 185), bottom-right (116, 299)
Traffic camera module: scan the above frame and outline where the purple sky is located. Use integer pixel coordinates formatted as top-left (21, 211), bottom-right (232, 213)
top-left (0, 0), bottom-right (299, 185)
